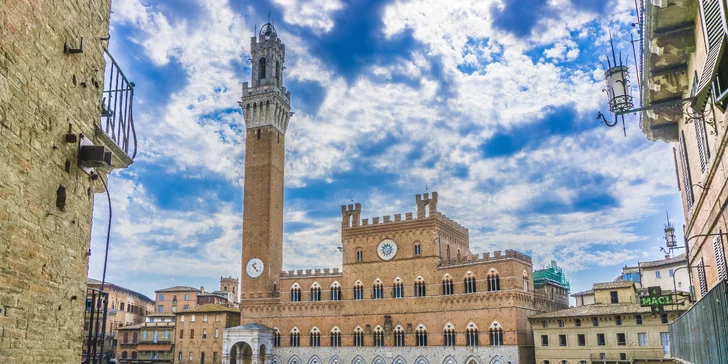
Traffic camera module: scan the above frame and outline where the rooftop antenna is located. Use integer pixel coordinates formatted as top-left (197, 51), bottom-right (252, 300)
top-left (268, 11), bottom-right (271, 24)
top-left (425, 184), bottom-right (429, 193)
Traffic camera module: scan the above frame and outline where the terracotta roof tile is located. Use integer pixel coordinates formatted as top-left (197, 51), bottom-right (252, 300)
top-left (155, 286), bottom-right (201, 293)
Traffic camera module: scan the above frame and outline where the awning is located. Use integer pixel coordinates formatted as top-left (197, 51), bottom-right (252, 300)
top-left (692, 34), bottom-right (726, 111)
top-left (134, 344), bottom-right (173, 352)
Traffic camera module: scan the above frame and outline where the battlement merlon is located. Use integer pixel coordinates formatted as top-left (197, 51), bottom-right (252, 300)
top-left (438, 249), bottom-right (533, 267)
top-left (280, 268), bottom-right (342, 278)
top-left (416, 191), bottom-right (438, 219)
top-left (434, 212), bottom-right (469, 238)
top-left (341, 203), bottom-right (362, 228)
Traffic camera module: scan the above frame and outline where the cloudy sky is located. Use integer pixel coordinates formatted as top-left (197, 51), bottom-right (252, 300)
top-left (89, 0), bottom-right (685, 301)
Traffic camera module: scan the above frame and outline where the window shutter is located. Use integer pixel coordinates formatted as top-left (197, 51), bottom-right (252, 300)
top-left (679, 132), bottom-right (695, 209)
top-left (714, 233), bottom-right (728, 280)
top-left (673, 147), bottom-right (682, 191)
top-left (695, 117), bottom-right (710, 172)
top-left (694, 0), bottom-right (727, 111)
top-left (698, 258), bottom-right (709, 296)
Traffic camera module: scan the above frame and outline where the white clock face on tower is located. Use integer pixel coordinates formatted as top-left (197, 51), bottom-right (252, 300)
top-left (377, 239), bottom-right (398, 260)
top-left (246, 258), bottom-right (264, 278)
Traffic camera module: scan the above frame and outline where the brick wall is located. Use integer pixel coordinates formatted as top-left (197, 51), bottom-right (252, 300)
top-left (0, 1), bottom-right (111, 363)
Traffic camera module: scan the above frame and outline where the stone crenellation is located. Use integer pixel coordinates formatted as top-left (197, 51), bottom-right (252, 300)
top-left (341, 192), bottom-right (468, 238)
top-left (438, 249), bottom-right (533, 267)
top-left (280, 268), bottom-right (342, 278)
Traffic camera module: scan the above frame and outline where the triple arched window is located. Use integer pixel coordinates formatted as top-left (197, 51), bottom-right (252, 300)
top-left (290, 284), bottom-right (301, 302)
top-left (415, 324), bottom-right (428, 346)
top-left (353, 327), bottom-right (364, 347)
top-left (353, 281), bottom-right (364, 300)
top-left (464, 272), bottom-right (477, 293)
top-left (290, 328), bottom-right (300, 347)
top-left (393, 326), bottom-right (405, 347)
top-left (309, 327), bottom-right (320, 347)
top-left (330, 282), bottom-right (341, 301)
top-left (329, 327), bottom-right (341, 347)
top-left (372, 279), bottom-right (384, 299)
top-left (393, 278), bottom-right (404, 298)
top-left (373, 326), bottom-right (384, 347)
top-left (443, 323), bottom-right (456, 346)
top-left (489, 322), bottom-right (503, 345)
top-left (487, 269), bottom-right (501, 292)
top-left (414, 276), bottom-right (426, 297)
top-left (442, 274), bottom-right (454, 295)
top-left (466, 323), bottom-right (479, 347)
top-left (310, 283), bottom-right (321, 302)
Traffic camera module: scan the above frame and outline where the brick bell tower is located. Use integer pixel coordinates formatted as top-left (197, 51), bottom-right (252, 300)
top-left (240, 22), bottom-right (291, 301)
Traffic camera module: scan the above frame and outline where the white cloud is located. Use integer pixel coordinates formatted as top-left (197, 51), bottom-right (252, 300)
top-left (92, 0), bottom-right (684, 297)
top-left (272, 0), bottom-right (345, 32)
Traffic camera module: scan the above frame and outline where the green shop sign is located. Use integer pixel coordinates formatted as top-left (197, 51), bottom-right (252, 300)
top-left (640, 295), bottom-right (673, 306)
top-left (640, 287), bottom-right (673, 314)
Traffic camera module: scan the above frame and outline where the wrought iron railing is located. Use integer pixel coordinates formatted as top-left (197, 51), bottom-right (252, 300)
top-left (100, 48), bottom-right (137, 160)
top-left (84, 288), bottom-right (109, 364)
top-left (670, 279), bottom-right (728, 364)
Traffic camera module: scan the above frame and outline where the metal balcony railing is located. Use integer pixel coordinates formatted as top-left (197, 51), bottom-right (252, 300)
top-left (84, 288), bottom-right (109, 364)
top-left (100, 48), bottom-right (137, 162)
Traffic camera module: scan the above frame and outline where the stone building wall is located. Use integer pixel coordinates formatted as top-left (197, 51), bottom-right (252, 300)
top-left (0, 1), bottom-right (112, 363)
top-left (176, 307), bottom-right (241, 364)
top-left (270, 346), bottom-right (518, 364)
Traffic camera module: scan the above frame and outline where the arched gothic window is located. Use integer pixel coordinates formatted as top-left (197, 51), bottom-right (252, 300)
top-left (310, 283), bottom-right (321, 302)
top-left (121, 352), bottom-right (128, 359)
top-left (353, 326), bottom-right (364, 347)
top-left (466, 323), bottom-right (479, 347)
top-left (131, 352), bottom-right (137, 359)
top-left (258, 57), bottom-right (267, 80)
top-left (442, 274), bottom-right (454, 295)
top-left (353, 281), bottom-right (364, 300)
top-left (414, 276), bottom-right (426, 297)
top-left (372, 279), bottom-right (384, 299)
top-left (414, 243), bottom-right (421, 255)
top-left (330, 282), bottom-right (341, 301)
top-left (393, 326), bottom-right (405, 347)
top-left (291, 283), bottom-right (301, 302)
top-left (393, 278), bottom-right (404, 298)
top-left (464, 271), bottom-right (477, 293)
top-left (415, 324), bottom-right (428, 347)
top-left (489, 322), bottom-right (503, 345)
top-left (487, 269), bottom-right (501, 292)
top-left (290, 327), bottom-right (300, 347)
top-left (373, 326), bottom-right (384, 347)
top-left (309, 327), bottom-right (320, 347)
top-left (273, 329), bottom-right (281, 347)
top-left (443, 323), bottom-right (456, 346)
top-left (329, 327), bottom-right (341, 347)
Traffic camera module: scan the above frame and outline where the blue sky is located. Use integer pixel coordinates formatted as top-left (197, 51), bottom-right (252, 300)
top-left (89, 0), bottom-right (685, 302)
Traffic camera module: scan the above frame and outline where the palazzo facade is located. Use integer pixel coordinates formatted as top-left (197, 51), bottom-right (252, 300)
top-left (223, 22), bottom-right (568, 364)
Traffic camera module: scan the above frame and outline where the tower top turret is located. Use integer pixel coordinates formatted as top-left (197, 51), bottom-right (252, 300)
top-left (240, 19), bottom-right (291, 134)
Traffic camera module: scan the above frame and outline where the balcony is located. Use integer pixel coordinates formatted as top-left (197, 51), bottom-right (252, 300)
top-left (640, 0), bottom-right (697, 142)
top-left (97, 48), bottom-right (137, 168)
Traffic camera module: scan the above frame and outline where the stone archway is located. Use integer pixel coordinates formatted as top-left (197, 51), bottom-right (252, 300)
top-left (229, 341), bottom-right (253, 364)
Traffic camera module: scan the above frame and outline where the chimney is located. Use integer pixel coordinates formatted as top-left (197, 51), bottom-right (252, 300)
top-left (664, 255), bottom-right (670, 260)
top-left (200, 286), bottom-right (205, 293)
